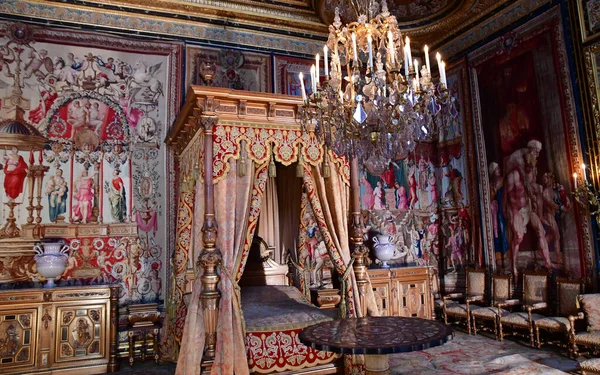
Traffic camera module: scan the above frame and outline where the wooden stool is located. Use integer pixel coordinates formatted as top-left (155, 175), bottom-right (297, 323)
top-left (581, 358), bottom-right (600, 375)
top-left (126, 303), bottom-right (162, 367)
top-left (128, 326), bottom-right (160, 366)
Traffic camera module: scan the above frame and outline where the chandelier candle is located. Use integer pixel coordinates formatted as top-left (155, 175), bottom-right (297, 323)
top-left (299, 72), bottom-right (306, 102)
top-left (424, 44), bottom-right (431, 74)
top-left (324, 45), bottom-right (329, 77)
top-left (388, 31), bottom-right (395, 65)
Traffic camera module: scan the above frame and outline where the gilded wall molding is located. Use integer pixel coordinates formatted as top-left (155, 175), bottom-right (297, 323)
top-left (439, 0), bottom-right (551, 59)
top-left (1, 0), bottom-right (325, 55)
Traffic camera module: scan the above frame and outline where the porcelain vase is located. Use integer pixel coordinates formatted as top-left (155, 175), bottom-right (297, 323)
top-left (34, 241), bottom-right (69, 288)
top-left (372, 234), bottom-right (395, 268)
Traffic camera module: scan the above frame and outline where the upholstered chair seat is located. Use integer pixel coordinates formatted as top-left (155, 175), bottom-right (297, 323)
top-left (472, 306), bottom-right (509, 319)
top-left (535, 316), bottom-right (570, 330)
top-left (581, 358), bottom-right (600, 375)
top-left (500, 311), bottom-right (545, 326)
top-left (445, 303), bottom-right (483, 316)
top-left (574, 332), bottom-right (600, 346)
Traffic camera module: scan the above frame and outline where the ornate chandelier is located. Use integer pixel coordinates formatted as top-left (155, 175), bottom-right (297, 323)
top-left (298, 0), bottom-right (458, 176)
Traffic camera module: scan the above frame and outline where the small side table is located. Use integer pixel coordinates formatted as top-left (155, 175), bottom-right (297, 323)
top-left (126, 303), bottom-right (162, 367)
top-left (310, 288), bottom-right (341, 309)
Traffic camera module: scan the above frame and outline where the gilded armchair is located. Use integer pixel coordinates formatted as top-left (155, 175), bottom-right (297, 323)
top-left (498, 270), bottom-right (550, 346)
top-left (534, 278), bottom-right (583, 349)
top-left (442, 267), bottom-right (487, 334)
top-left (472, 273), bottom-right (516, 340)
top-left (569, 293), bottom-right (600, 357)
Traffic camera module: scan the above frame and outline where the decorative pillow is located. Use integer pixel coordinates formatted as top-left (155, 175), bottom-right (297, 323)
top-left (579, 293), bottom-right (600, 331)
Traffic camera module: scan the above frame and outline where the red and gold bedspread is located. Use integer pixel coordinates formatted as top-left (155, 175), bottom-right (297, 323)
top-left (242, 286), bottom-right (339, 373)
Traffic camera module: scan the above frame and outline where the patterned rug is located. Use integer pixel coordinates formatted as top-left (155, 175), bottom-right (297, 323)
top-left (389, 331), bottom-right (579, 374)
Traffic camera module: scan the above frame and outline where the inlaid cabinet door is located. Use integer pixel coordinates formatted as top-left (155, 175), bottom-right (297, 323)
top-left (371, 281), bottom-right (392, 317)
top-left (0, 308), bottom-right (38, 373)
top-left (54, 303), bottom-right (108, 365)
top-left (394, 279), bottom-right (430, 318)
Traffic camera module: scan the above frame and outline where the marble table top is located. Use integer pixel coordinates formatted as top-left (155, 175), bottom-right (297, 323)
top-left (299, 316), bottom-right (454, 355)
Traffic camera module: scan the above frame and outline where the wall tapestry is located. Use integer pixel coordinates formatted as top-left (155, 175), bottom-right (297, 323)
top-left (0, 22), bottom-right (183, 307)
top-left (185, 45), bottom-right (270, 92)
top-left (274, 55), bottom-right (320, 97)
top-left (469, 8), bottom-right (593, 282)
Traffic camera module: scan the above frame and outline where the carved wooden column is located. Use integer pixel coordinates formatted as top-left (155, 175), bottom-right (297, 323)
top-left (108, 285), bottom-right (120, 372)
top-left (349, 155), bottom-right (369, 317)
top-left (198, 115), bottom-right (221, 361)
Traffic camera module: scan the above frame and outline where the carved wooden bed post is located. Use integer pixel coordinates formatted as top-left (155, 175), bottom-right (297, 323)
top-left (349, 155), bottom-right (369, 317)
top-left (198, 113), bottom-right (221, 361)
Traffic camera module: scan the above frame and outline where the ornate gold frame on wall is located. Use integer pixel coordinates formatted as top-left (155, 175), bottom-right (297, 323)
top-left (577, 0), bottom-right (600, 44)
top-left (583, 42), bottom-right (600, 187)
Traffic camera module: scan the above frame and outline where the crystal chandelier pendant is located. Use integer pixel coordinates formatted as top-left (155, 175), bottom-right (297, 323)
top-left (364, 152), bottom-right (389, 177)
top-left (353, 101), bottom-right (367, 124)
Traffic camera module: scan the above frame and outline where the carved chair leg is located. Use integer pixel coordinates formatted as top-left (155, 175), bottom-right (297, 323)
top-left (128, 331), bottom-right (135, 367)
top-left (498, 319), bottom-right (504, 342)
top-left (443, 307), bottom-right (448, 326)
top-left (527, 322), bottom-right (533, 347)
top-left (493, 317), bottom-right (498, 341)
top-left (571, 338), bottom-right (579, 358)
top-left (535, 326), bottom-right (541, 349)
top-left (472, 315), bottom-right (477, 335)
top-left (467, 312), bottom-right (472, 335)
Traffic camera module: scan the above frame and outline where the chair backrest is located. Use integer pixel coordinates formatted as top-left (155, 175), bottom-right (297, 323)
top-left (429, 266), bottom-right (441, 300)
top-left (556, 278), bottom-right (583, 317)
top-left (522, 270), bottom-right (549, 306)
top-left (466, 268), bottom-right (486, 298)
top-left (491, 274), bottom-right (512, 305)
top-left (577, 293), bottom-right (600, 331)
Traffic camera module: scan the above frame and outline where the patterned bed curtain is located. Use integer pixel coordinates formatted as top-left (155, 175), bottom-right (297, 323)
top-left (257, 175), bottom-right (280, 262)
top-left (302, 161), bottom-right (361, 317)
top-left (176, 158), bottom-right (268, 375)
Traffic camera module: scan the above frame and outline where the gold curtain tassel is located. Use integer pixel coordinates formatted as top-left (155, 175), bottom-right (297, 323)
top-left (237, 157), bottom-right (247, 177)
top-left (268, 159), bottom-right (277, 178)
top-left (322, 161), bottom-right (331, 178)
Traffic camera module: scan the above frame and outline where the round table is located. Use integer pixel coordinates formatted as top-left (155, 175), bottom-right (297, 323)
top-left (299, 316), bottom-right (453, 374)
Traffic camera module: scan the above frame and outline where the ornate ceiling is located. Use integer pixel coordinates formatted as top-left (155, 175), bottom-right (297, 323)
top-left (74, 0), bottom-right (516, 48)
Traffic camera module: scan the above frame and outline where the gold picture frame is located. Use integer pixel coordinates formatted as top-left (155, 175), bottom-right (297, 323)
top-left (578, 0), bottom-right (600, 43)
top-left (583, 42), bottom-right (600, 168)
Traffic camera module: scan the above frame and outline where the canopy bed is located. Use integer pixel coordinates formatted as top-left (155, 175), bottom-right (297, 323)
top-left (166, 86), bottom-right (377, 374)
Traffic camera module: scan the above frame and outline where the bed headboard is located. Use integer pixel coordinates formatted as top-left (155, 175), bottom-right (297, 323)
top-left (239, 237), bottom-right (289, 286)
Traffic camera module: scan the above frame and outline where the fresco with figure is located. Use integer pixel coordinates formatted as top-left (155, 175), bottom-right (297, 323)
top-left (0, 23), bottom-right (181, 308)
top-left (470, 9), bottom-right (593, 281)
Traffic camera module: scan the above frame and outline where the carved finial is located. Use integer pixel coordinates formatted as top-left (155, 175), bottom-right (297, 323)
top-left (381, 0), bottom-right (390, 16)
top-left (333, 7), bottom-right (342, 29)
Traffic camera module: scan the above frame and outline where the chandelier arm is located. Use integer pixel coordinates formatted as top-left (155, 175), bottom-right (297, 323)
top-left (348, 0), bottom-right (363, 21)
